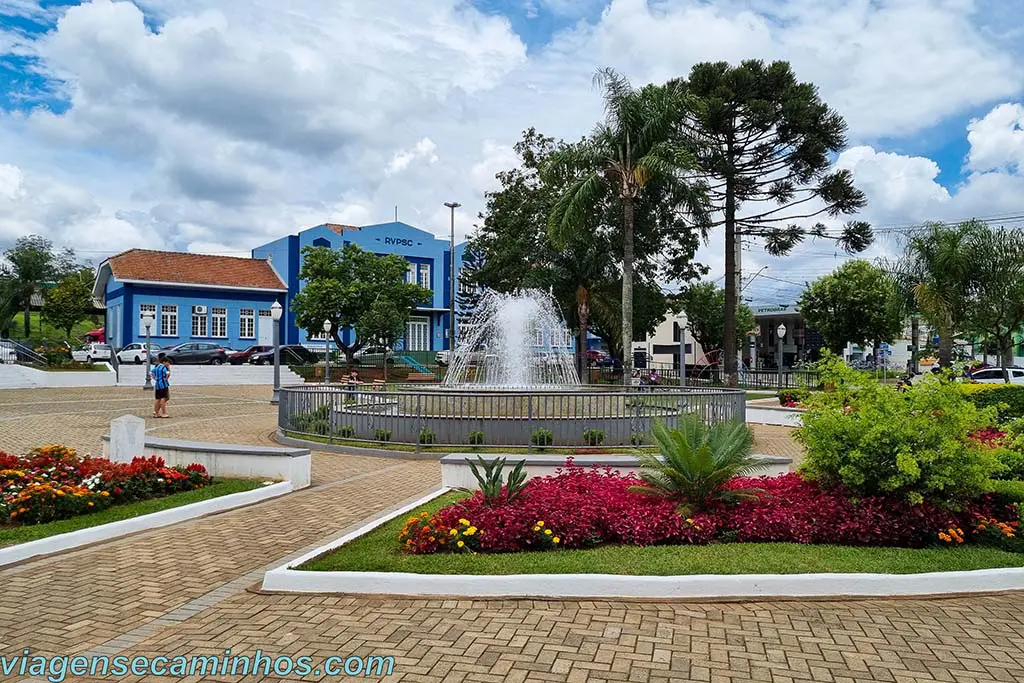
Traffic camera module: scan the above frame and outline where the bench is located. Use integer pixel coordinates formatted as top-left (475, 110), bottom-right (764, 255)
top-left (371, 379), bottom-right (386, 391)
top-left (407, 372), bottom-right (437, 382)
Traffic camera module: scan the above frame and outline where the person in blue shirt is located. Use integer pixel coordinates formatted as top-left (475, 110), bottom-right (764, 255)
top-left (152, 354), bottom-right (171, 418)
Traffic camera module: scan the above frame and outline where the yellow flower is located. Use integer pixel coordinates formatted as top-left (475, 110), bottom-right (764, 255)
top-left (459, 518), bottom-right (470, 526)
top-left (553, 537), bottom-right (560, 544)
top-left (464, 526), bottom-right (477, 536)
top-left (544, 529), bottom-right (552, 535)
top-left (533, 526), bottom-right (540, 532)
top-left (421, 512), bottom-right (429, 517)
top-left (450, 529), bottom-right (458, 536)
top-left (457, 540), bottom-right (465, 548)
top-left (536, 521), bottom-right (544, 527)
top-left (686, 518), bottom-right (694, 524)
top-left (87, 502), bottom-right (94, 507)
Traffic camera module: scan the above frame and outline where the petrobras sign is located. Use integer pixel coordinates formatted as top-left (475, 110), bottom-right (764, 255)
top-left (754, 304), bottom-right (799, 316)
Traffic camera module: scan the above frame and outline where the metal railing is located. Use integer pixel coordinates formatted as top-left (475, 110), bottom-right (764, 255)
top-left (589, 365), bottom-right (820, 390)
top-left (0, 339), bottom-right (48, 367)
top-left (278, 384), bottom-right (746, 450)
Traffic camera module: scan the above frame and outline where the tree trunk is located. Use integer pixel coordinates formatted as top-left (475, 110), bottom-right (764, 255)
top-left (910, 317), bottom-right (920, 374)
top-left (938, 327), bottom-right (953, 368)
top-left (577, 285), bottom-right (589, 384)
top-left (621, 197), bottom-right (635, 387)
top-left (1002, 340), bottom-right (1013, 383)
top-left (722, 178), bottom-right (738, 387)
top-left (23, 298), bottom-right (30, 338)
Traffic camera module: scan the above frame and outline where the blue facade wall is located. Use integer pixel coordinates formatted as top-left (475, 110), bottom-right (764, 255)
top-left (250, 235), bottom-right (299, 345)
top-left (111, 277), bottom-right (283, 350)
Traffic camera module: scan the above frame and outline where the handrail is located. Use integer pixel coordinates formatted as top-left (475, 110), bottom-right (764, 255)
top-left (0, 338), bottom-right (48, 367)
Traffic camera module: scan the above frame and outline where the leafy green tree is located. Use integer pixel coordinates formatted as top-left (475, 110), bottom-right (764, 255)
top-left (798, 260), bottom-right (903, 356)
top-left (963, 226), bottom-right (1024, 377)
top-left (2, 235), bottom-right (76, 337)
top-left (290, 244), bottom-right (431, 364)
top-left (42, 268), bottom-right (95, 340)
top-left (679, 282), bottom-right (756, 357)
top-left (0, 274), bottom-right (19, 337)
top-left (455, 242), bottom-right (485, 323)
top-left (356, 297), bottom-right (407, 381)
top-left (674, 60), bottom-right (872, 385)
top-left (893, 221), bottom-right (979, 368)
top-left (545, 69), bottom-right (702, 384)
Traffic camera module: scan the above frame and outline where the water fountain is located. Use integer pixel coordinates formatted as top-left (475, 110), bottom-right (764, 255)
top-left (444, 290), bottom-right (579, 388)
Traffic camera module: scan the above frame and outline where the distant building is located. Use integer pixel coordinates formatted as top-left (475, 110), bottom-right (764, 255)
top-left (91, 249), bottom-right (287, 350)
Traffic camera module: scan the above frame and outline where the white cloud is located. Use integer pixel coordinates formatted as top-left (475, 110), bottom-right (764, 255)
top-left (0, 0), bottom-right (1021, 277)
top-left (966, 103), bottom-right (1024, 173)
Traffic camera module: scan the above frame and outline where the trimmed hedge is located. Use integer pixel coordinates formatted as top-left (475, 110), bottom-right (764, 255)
top-left (960, 384), bottom-right (1024, 421)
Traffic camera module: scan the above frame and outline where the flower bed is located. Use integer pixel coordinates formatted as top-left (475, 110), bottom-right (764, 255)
top-left (0, 445), bottom-right (212, 526)
top-left (394, 463), bottom-right (1021, 556)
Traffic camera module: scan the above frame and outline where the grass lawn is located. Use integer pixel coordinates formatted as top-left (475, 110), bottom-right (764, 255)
top-left (301, 491), bottom-right (1024, 576)
top-left (9, 312), bottom-right (100, 344)
top-left (0, 479), bottom-right (266, 548)
top-left (745, 392), bottom-right (777, 401)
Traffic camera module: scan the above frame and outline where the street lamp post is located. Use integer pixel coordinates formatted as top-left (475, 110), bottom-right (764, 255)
top-left (270, 301), bottom-right (282, 404)
top-left (776, 323), bottom-right (787, 389)
top-left (323, 319), bottom-right (333, 385)
top-left (142, 313), bottom-right (155, 391)
top-left (444, 201), bottom-right (460, 356)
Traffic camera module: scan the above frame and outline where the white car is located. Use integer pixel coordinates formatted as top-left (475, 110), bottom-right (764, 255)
top-left (71, 343), bottom-right (112, 363)
top-left (116, 342), bottom-right (162, 364)
top-left (969, 367), bottom-right (1024, 385)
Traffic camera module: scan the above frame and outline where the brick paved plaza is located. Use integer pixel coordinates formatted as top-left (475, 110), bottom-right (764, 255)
top-left (0, 386), bottom-right (1022, 682)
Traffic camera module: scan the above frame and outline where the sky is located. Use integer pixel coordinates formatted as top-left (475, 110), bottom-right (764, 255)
top-left (1, 0), bottom-right (1024, 305)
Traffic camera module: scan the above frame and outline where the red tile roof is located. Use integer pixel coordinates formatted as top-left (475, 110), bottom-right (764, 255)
top-left (106, 249), bottom-right (286, 291)
top-left (324, 223), bottom-right (361, 235)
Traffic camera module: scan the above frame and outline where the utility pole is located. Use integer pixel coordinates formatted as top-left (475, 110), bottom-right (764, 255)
top-left (444, 202), bottom-right (461, 355)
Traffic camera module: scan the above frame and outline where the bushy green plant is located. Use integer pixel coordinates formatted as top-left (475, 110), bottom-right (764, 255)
top-left (531, 428), bottom-right (553, 448)
top-left (374, 427), bottom-right (392, 442)
top-left (582, 428), bottom-right (605, 446)
top-left (993, 447), bottom-right (1024, 481)
top-left (418, 428), bottom-right (436, 445)
top-left (468, 430), bottom-right (484, 446)
top-left (294, 405), bottom-right (330, 436)
top-left (630, 417), bottom-right (765, 514)
top-left (631, 432), bottom-right (645, 446)
top-left (460, 456), bottom-right (528, 505)
top-left (777, 388), bottom-right (810, 406)
top-left (960, 384), bottom-right (1024, 421)
top-left (798, 365), bottom-right (1000, 504)
top-left (336, 424), bottom-right (356, 438)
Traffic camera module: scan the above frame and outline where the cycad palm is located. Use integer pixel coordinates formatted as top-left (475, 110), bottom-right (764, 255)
top-left (632, 417), bottom-right (766, 514)
top-left (544, 68), bottom-right (694, 384)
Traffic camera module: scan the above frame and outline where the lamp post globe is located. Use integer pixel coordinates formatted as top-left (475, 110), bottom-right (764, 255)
top-left (323, 319), bottom-right (333, 385)
top-left (270, 301), bottom-right (283, 404)
top-left (776, 323), bottom-right (786, 389)
top-left (142, 313), bottom-right (155, 391)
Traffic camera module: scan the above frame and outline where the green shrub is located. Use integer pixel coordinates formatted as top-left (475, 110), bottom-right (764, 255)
top-left (418, 428), bottom-right (436, 445)
top-left (531, 429), bottom-right (553, 448)
top-left (631, 432), bottom-right (645, 446)
top-left (461, 455), bottom-right (527, 505)
top-left (374, 427), bottom-right (392, 442)
top-left (582, 428), bottom-right (605, 447)
top-left (294, 405), bottom-right (330, 436)
top-left (986, 479), bottom-right (1024, 516)
top-left (993, 447), bottom-right (1024, 481)
top-left (336, 425), bottom-right (356, 438)
top-left (960, 383), bottom-right (1024, 421)
top-left (798, 363), bottom-right (1000, 504)
top-left (777, 388), bottom-right (810, 406)
top-left (468, 431), bottom-right (484, 446)
top-left (631, 417), bottom-right (765, 514)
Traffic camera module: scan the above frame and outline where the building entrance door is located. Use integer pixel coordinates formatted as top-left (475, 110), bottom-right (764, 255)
top-left (405, 317), bottom-right (430, 351)
top-left (258, 310), bottom-right (273, 346)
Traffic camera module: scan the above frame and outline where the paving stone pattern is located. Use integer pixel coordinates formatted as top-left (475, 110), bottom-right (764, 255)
top-left (1, 386), bottom-right (1022, 682)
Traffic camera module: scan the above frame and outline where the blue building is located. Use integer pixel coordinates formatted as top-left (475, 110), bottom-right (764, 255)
top-left (91, 249), bottom-right (288, 350)
top-left (251, 221), bottom-right (467, 352)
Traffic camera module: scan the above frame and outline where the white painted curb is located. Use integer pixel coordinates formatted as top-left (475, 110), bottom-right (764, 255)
top-left (263, 488), bottom-right (1024, 599)
top-left (0, 481), bottom-right (293, 568)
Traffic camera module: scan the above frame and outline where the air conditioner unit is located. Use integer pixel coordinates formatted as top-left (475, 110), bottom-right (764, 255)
top-left (193, 305), bottom-right (207, 314)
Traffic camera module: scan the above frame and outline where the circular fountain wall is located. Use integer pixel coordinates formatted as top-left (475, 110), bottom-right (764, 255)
top-left (278, 289), bottom-right (746, 450)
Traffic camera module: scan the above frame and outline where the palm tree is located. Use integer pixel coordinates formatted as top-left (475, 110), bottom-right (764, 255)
top-left (544, 68), bottom-right (694, 384)
top-left (631, 417), bottom-right (767, 514)
top-left (894, 221), bottom-right (979, 368)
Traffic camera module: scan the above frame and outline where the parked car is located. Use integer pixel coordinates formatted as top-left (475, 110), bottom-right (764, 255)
top-left (83, 327), bottom-right (105, 343)
top-left (586, 349), bottom-right (608, 366)
top-left (968, 367), bottom-right (1024, 385)
top-left (71, 343), bottom-right (112, 363)
top-left (227, 345), bottom-right (273, 365)
top-left (249, 345), bottom-right (319, 365)
top-left (435, 350), bottom-right (450, 366)
top-left (160, 342), bottom-right (229, 365)
top-left (353, 345), bottom-right (394, 363)
top-left (116, 342), bottom-right (162, 364)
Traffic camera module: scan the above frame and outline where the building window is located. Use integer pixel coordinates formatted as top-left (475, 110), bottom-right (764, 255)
top-left (553, 329), bottom-right (571, 348)
top-left (191, 306), bottom-right (208, 337)
top-left (418, 263), bottom-right (431, 289)
top-left (211, 307), bottom-right (227, 338)
top-left (160, 305), bottom-right (178, 337)
top-left (458, 268), bottom-right (475, 296)
top-left (138, 303), bottom-right (156, 335)
top-left (534, 329), bottom-right (544, 347)
top-left (406, 261), bottom-right (416, 285)
top-left (240, 308), bottom-right (255, 339)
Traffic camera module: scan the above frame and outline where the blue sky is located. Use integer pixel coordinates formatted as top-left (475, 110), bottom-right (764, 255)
top-left (0, 0), bottom-right (1022, 304)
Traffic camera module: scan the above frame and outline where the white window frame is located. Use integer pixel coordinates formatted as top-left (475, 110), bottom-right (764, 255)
top-left (418, 263), bottom-right (431, 290)
top-left (138, 303), bottom-right (157, 336)
top-left (239, 308), bottom-right (255, 339)
top-left (160, 305), bottom-right (178, 337)
top-left (406, 261), bottom-right (416, 285)
top-left (534, 329), bottom-right (544, 347)
top-left (191, 306), bottom-right (208, 337)
top-left (211, 307), bottom-right (227, 338)
top-left (458, 268), bottom-right (475, 296)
